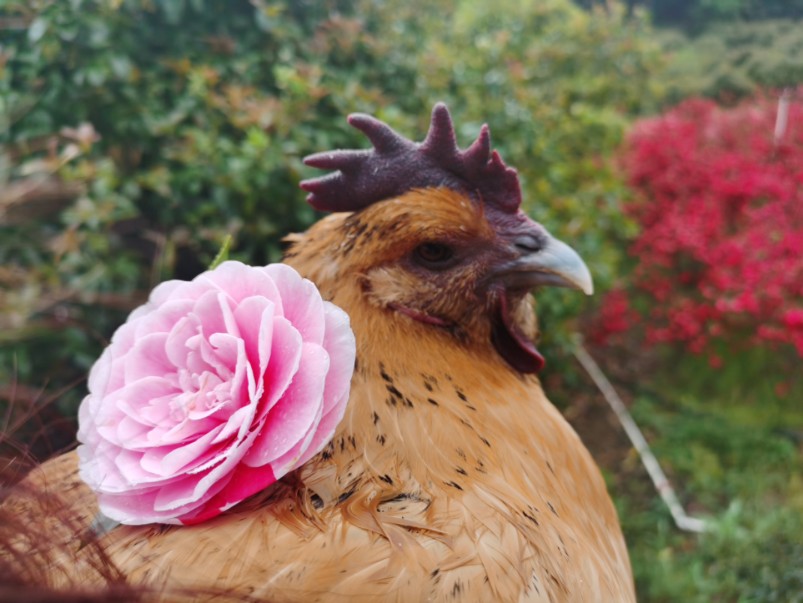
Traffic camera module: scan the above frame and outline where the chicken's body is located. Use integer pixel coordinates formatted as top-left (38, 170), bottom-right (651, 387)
top-left (7, 108), bottom-right (634, 601)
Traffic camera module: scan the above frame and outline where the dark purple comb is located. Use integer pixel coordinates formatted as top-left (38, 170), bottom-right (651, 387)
top-left (300, 103), bottom-right (522, 214)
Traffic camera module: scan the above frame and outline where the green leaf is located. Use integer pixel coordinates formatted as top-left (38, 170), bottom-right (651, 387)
top-left (208, 234), bottom-right (233, 270)
top-left (27, 17), bottom-right (48, 43)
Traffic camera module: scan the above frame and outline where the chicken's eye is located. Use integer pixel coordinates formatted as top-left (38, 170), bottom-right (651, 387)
top-left (413, 242), bottom-right (455, 269)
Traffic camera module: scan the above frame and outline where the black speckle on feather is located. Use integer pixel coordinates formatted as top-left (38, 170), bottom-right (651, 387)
top-left (385, 383), bottom-right (414, 408)
top-left (454, 387), bottom-right (477, 410)
top-left (379, 363), bottom-right (393, 383)
top-left (558, 534), bottom-right (570, 558)
top-left (338, 487), bottom-right (357, 504)
top-left (522, 509), bottom-right (540, 526)
top-left (385, 383), bottom-right (403, 398)
top-left (338, 217), bottom-right (368, 255)
top-left (530, 575), bottom-right (541, 595)
top-left (380, 492), bottom-right (429, 508)
top-left (423, 373), bottom-right (439, 386)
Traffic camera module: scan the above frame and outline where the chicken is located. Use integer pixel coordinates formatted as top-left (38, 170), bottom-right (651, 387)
top-left (6, 104), bottom-right (634, 602)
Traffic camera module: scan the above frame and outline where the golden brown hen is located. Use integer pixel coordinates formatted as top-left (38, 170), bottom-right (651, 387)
top-left (8, 104), bottom-right (634, 602)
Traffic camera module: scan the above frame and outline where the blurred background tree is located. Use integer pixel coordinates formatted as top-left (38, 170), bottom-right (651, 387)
top-left (0, 0), bottom-right (660, 415)
top-left (1, 0), bottom-right (801, 600)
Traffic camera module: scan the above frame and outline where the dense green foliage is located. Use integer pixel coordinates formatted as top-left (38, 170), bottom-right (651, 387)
top-left (643, 0), bottom-right (803, 26)
top-left (658, 20), bottom-right (803, 103)
top-left (0, 0), bottom-right (661, 411)
top-left (605, 0), bottom-right (803, 105)
top-left (575, 0), bottom-right (803, 27)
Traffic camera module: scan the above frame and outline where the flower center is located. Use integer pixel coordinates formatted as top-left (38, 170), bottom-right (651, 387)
top-left (172, 369), bottom-right (232, 422)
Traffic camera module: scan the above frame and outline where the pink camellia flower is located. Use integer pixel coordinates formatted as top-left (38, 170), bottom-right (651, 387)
top-left (77, 261), bottom-right (355, 526)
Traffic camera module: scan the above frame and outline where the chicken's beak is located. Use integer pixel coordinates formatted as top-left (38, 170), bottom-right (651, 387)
top-left (498, 234), bottom-right (594, 295)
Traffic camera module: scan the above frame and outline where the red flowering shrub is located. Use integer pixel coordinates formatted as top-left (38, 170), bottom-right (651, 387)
top-left (598, 91), bottom-right (803, 358)
top-left (588, 288), bottom-right (638, 344)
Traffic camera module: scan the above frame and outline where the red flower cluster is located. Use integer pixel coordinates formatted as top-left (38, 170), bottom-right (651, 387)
top-left (598, 92), bottom-right (803, 358)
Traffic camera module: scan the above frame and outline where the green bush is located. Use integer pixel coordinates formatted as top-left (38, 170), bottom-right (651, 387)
top-left (1, 0), bottom-right (664, 408)
top-left (657, 20), bottom-right (803, 103)
top-left (642, 0), bottom-right (803, 27)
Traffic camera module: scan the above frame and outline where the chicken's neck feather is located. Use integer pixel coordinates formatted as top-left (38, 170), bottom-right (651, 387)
top-left (278, 212), bottom-right (633, 601)
top-left (284, 214), bottom-right (591, 522)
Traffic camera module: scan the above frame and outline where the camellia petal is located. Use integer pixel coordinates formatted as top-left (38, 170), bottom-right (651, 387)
top-left (131, 298), bottom-right (194, 341)
top-left (320, 303), bottom-right (357, 415)
top-left (152, 427), bottom-right (260, 512)
top-left (77, 261), bottom-right (355, 525)
top-left (295, 390), bottom-right (351, 468)
top-left (179, 462), bottom-right (277, 526)
top-left (267, 400), bottom-right (324, 477)
top-left (263, 263), bottom-right (326, 345)
top-left (85, 347), bottom-right (114, 401)
top-left (260, 316), bottom-right (303, 415)
top-left (243, 343), bottom-right (329, 468)
top-left (124, 332), bottom-right (172, 383)
top-left (201, 261), bottom-right (284, 310)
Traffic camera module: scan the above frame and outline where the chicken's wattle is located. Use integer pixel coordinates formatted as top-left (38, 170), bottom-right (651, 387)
top-left (491, 293), bottom-right (545, 373)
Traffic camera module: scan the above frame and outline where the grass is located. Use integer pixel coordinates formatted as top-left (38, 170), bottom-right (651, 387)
top-left (569, 344), bottom-right (803, 602)
top-left (623, 395), bottom-right (802, 602)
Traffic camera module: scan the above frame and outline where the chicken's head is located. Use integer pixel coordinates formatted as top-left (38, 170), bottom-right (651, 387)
top-left (295, 104), bottom-right (592, 374)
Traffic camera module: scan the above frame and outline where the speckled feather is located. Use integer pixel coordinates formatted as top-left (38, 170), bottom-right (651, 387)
top-left (9, 188), bottom-right (634, 601)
